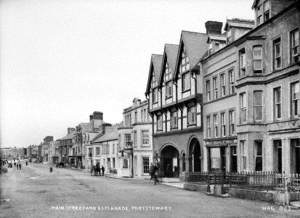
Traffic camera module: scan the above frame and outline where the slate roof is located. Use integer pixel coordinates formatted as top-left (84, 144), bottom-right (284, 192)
top-left (159, 44), bottom-right (179, 85)
top-left (92, 125), bottom-right (119, 143)
top-left (174, 31), bottom-right (208, 79)
top-left (58, 132), bottom-right (76, 141)
top-left (145, 54), bottom-right (163, 95)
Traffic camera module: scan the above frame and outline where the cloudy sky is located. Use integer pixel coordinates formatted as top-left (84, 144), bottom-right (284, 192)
top-left (0, 0), bottom-right (253, 148)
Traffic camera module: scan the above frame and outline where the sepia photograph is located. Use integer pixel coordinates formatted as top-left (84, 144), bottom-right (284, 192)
top-left (0, 0), bottom-right (300, 217)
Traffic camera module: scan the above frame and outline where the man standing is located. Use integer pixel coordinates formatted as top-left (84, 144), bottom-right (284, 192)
top-left (101, 166), bottom-right (105, 176)
top-left (153, 164), bottom-right (159, 185)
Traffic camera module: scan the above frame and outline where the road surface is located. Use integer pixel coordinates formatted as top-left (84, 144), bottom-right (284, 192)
top-left (0, 163), bottom-right (299, 218)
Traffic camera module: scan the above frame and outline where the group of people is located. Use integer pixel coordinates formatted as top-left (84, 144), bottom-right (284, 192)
top-left (149, 163), bottom-right (159, 185)
top-left (91, 162), bottom-right (105, 176)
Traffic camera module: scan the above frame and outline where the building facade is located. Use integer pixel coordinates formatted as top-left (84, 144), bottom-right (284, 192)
top-left (146, 34), bottom-right (208, 180)
top-left (118, 98), bottom-right (153, 178)
top-left (145, 0), bottom-right (299, 178)
top-left (88, 125), bottom-right (119, 174)
top-left (234, 0), bottom-right (300, 174)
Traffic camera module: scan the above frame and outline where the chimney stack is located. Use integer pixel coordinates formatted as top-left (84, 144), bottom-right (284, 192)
top-left (205, 21), bottom-right (223, 35)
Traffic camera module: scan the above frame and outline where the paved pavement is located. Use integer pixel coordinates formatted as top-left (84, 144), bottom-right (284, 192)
top-left (0, 163), bottom-right (299, 218)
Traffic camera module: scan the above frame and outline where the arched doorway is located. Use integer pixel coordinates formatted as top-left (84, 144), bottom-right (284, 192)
top-left (188, 138), bottom-right (201, 172)
top-left (160, 145), bottom-right (179, 177)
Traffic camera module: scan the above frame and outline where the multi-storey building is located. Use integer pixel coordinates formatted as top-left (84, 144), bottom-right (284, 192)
top-left (118, 98), bottom-right (152, 178)
top-left (57, 128), bottom-right (76, 165)
top-left (89, 125), bottom-right (119, 174)
top-left (48, 140), bottom-right (60, 164)
top-left (71, 111), bottom-right (105, 168)
top-left (201, 20), bottom-right (254, 172)
top-left (234, 0), bottom-right (300, 174)
top-left (145, 0), bottom-right (299, 178)
top-left (146, 33), bottom-right (208, 180)
top-left (41, 136), bottom-right (54, 163)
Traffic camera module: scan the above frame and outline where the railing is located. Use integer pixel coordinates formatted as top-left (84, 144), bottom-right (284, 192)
top-left (186, 171), bottom-right (288, 191)
top-left (289, 173), bottom-right (300, 192)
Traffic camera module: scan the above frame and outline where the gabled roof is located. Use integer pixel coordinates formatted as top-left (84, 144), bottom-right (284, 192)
top-left (252, 0), bottom-right (259, 9)
top-left (92, 125), bottom-right (119, 143)
top-left (145, 54), bottom-right (163, 95)
top-left (174, 31), bottom-right (208, 79)
top-left (159, 44), bottom-right (179, 85)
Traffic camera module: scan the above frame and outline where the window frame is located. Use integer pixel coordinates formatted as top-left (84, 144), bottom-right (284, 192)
top-left (206, 79), bottom-right (211, 101)
top-left (170, 110), bottom-right (178, 129)
top-left (229, 110), bottom-right (235, 136)
top-left (206, 115), bottom-right (211, 138)
top-left (228, 69), bottom-right (235, 95)
top-left (252, 45), bottom-right (263, 73)
top-left (213, 113), bottom-right (219, 137)
top-left (239, 48), bottom-right (246, 77)
top-left (240, 92), bottom-right (247, 124)
top-left (253, 90), bottom-right (263, 122)
top-left (273, 37), bottom-right (282, 70)
top-left (156, 114), bottom-right (163, 131)
top-left (273, 87), bottom-right (282, 120)
top-left (220, 73), bottom-right (226, 97)
top-left (187, 105), bottom-right (196, 126)
top-left (290, 28), bottom-right (299, 65)
top-left (213, 76), bottom-right (218, 99)
top-left (220, 112), bottom-right (226, 137)
top-left (182, 72), bottom-right (191, 92)
top-left (291, 81), bottom-right (300, 118)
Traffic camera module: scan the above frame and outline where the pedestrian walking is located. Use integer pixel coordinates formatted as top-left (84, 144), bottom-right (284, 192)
top-left (101, 166), bottom-right (105, 176)
top-left (149, 163), bottom-right (154, 181)
top-left (153, 164), bottom-right (159, 185)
